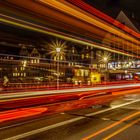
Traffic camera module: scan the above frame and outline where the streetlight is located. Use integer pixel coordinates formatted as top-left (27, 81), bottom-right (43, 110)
top-left (103, 57), bottom-right (108, 62)
top-left (98, 51), bottom-right (111, 82)
top-left (103, 56), bottom-right (109, 82)
top-left (56, 47), bottom-right (61, 89)
top-left (49, 40), bottom-right (66, 89)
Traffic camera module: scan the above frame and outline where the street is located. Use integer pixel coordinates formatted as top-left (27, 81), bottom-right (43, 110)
top-left (0, 0), bottom-right (140, 139)
top-left (0, 93), bottom-right (140, 140)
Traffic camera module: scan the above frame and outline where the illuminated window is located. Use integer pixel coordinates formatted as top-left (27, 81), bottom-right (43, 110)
top-left (85, 70), bottom-right (89, 76)
top-left (20, 67), bottom-right (25, 71)
top-left (81, 70), bottom-right (84, 76)
top-left (93, 64), bottom-right (97, 69)
top-left (86, 54), bottom-right (89, 58)
top-left (99, 64), bottom-right (104, 68)
top-left (72, 48), bottom-right (74, 53)
top-left (82, 54), bottom-right (84, 59)
top-left (24, 73), bottom-right (26, 77)
top-left (37, 59), bottom-right (40, 63)
top-left (76, 70), bottom-right (80, 76)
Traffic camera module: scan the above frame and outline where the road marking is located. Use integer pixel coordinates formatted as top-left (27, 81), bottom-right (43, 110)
top-left (86, 98), bottom-right (140, 117)
top-left (121, 106), bottom-right (140, 110)
top-left (3, 117), bottom-right (85, 140)
top-left (82, 111), bottom-right (140, 140)
top-left (2, 99), bottom-right (140, 140)
top-left (103, 117), bottom-right (140, 140)
top-left (102, 118), bottom-right (111, 121)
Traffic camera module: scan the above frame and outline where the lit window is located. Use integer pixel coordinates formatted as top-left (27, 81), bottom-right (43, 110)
top-left (72, 49), bottom-right (74, 53)
top-left (24, 73), bottom-right (26, 77)
top-left (82, 54), bottom-right (84, 59)
top-left (37, 59), bottom-right (40, 63)
top-left (93, 64), bottom-right (97, 69)
top-left (86, 54), bottom-right (89, 58)
top-left (76, 70), bottom-right (80, 76)
top-left (81, 69), bottom-right (84, 76)
top-left (85, 70), bottom-right (89, 76)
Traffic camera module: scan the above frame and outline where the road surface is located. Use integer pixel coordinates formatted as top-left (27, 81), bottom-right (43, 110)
top-left (0, 93), bottom-right (140, 140)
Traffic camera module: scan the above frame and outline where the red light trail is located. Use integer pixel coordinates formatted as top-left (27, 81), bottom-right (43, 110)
top-left (0, 107), bottom-right (47, 122)
top-left (67, 0), bottom-right (140, 39)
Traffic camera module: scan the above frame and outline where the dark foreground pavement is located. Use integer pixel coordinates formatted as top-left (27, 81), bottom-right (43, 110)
top-left (0, 94), bottom-right (140, 140)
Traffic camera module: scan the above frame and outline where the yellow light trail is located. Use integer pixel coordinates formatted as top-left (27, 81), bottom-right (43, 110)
top-left (103, 117), bottom-right (140, 140)
top-left (39, 0), bottom-right (140, 45)
top-left (82, 111), bottom-right (140, 140)
top-left (0, 14), bottom-right (135, 57)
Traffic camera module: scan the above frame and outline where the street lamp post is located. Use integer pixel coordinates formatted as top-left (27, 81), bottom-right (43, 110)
top-left (56, 47), bottom-right (61, 89)
top-left (98, 51), bottom-right (111, 83)
top-left (102, 56), bottom-right (110, 84)
top-left (48, 40), bottom-right (66, 90)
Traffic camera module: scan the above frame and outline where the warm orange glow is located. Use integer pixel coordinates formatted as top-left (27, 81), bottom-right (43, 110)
top-left (2, 0), bottom-right (140, 56)
top-left (112, 88), bottom-right (140, 96)
top-left (48, 40), bottom-right (67, 60)
top-left (83, 111), bottom-right (140, 140)
top-left (0, 107), bottom-right (47, 122)
top-left (39, 0), bottom-right (140, 45)
top-left (67, 0), bottom-right (140, 39)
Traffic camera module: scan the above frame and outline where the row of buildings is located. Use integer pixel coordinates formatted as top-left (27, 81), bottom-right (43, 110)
top-left (1, 40), bottom-right (139, 87)
top-left (0, 10), bottom-right (140, 87)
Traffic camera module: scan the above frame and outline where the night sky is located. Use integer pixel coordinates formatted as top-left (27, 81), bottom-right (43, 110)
top-left (86, 0), bottom-right (140, 23)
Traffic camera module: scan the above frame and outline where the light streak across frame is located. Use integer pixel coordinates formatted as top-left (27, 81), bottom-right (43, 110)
top-left (0, 13), bottom-right (138, 58)
top-left (67, 0), bottom-right (140, 39)
top-left (38, 0), bottom-right (140, 44)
